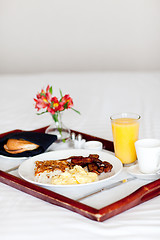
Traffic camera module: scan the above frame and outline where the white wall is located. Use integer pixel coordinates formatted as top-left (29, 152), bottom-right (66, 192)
top-left (0, 0), bottom-right (160, 73)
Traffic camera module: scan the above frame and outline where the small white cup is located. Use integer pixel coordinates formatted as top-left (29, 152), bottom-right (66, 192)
top-left (83, 141), bottom-right (103, 151)
top-left (135, 139), bottom-right (160, 174)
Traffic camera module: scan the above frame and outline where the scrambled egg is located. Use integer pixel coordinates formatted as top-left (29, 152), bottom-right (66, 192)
top-left (51, 165), bottom-right (98, 185)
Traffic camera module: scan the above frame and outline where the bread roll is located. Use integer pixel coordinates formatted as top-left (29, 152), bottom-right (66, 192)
top-left (4, 139), bottom-right (39, 154)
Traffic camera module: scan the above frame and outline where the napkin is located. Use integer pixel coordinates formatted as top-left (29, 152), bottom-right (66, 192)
top-left (0, 131), bottom-right (57, 157)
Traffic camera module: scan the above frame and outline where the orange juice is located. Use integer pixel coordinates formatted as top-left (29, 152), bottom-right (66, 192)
top-left (111, 116), bottom-right (140, 165)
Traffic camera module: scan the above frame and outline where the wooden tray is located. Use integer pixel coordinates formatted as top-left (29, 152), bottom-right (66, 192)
top-left (0, 127), bottom-right (159, 222)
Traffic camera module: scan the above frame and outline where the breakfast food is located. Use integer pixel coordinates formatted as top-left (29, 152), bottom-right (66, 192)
top-left (34, 160), bottom-right (71, 184)
top-left (4, 139), bottom-right (39, 154)
top-left (34, 154), bottom-right (113, 185)
top-left (51, 165), bottom-right (98, 185)
top-left (70, 154), bottom-right (113, 175)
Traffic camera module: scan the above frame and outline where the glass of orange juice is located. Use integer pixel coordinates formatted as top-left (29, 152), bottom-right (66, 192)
top-left (110, 113), bottom-right (141, 166)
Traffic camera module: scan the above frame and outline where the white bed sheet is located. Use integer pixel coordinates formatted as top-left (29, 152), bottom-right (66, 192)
top-left (0, 72), bottom-right (160, 240)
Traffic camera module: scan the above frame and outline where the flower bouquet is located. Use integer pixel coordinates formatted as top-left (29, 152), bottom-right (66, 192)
top-left (34, 85), bottom-right (80, 141)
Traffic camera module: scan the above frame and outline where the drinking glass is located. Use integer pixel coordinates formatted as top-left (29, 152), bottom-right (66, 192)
top-left (110, 113), bottom-right (141, 166)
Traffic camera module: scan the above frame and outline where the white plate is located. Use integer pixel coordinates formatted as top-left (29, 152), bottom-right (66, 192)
top-left (127, 164), bottom-right (160, 180)
top-left (0, 154), bottom-right (27, 160)
top-left (18, 149), bottom-right (122, 189)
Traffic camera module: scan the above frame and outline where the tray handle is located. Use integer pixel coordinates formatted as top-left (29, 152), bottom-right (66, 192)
top-left (98, 178), bottom-right (160, 222)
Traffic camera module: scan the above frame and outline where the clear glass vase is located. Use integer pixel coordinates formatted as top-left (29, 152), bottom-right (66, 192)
top-left (45, 113), bottom-right (70, 142)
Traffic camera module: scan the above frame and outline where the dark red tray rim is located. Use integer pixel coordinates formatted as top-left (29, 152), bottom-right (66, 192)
top-left (0, 127), bottom-right (159, 222)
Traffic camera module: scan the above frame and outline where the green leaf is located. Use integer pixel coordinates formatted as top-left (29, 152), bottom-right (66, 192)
top-left (63, 102), bottom-right (68, 109)
top-left (37, 111), bottom-right (47, 115)
top-left (59, 89), bottom-right (63, 98)
top-left (52, 113), bottom-right (59, 122)
top-left (71, 108), bottom-right (81, 114)
top-left (50, 102), bottom-right (53, 108)
top-left (49, 86), bottom-right (53, 95)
